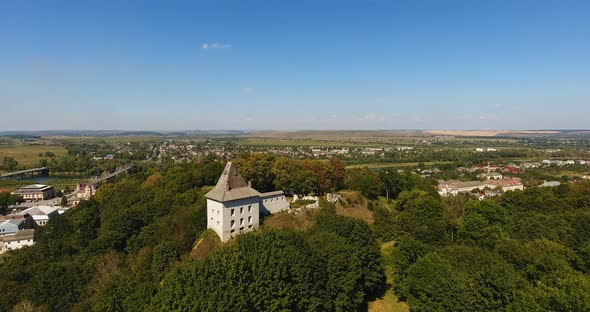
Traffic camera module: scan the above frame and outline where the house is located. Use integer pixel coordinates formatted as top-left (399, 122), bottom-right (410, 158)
top-left (361, 148), bottom-right (383, 155)
top-left (438, 180), bottom-right (485, 196)
top-left (504, 166), bottom-right (523, 174)
top-left (75, 183), bottom-right (95, 199)
top-left (540, 181), bottom-right (561, 187)
top-left (0, 229), bottom-right (35, 254)
top-left (487, 148), bottom-right (497, 152)
top-left (0, 218), bottom-right (26, 236)
top-left (20, 206), bottom-right (60, 226)
top-left (438, 178), bottom-right (524, 197)
top-left (522, 162), bottom-right (541, 169)
top-left (478, 172), bottom-right (503, 180)
top-left (484, 178), bottom-right (524, 192)
top-left (13, 184), bottom-right (55, 201)
top-left (205, 162), bottom-right (289, 242)
top-left (582, 175), bottom-right (590, 180)
top-left (0, 189), bottom-right (9, 194)
top-left (475, 148), bottom-right (484, 152)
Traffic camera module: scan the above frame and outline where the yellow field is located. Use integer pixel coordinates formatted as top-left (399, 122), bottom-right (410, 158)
top-left (424, 130), bottom-right (560, 137)
top-left (0, 145), bottom-right (68, 169)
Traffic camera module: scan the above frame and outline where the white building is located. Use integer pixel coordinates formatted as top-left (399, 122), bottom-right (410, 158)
top-left (540, 181), bottom-right (561, 187)
top-left (20, 206), bottom-right (60, 226)
top-left (438, 180), bottom-right (485, 196)
top-left (0, 229), bottom-right (35, 254)
top-left (205, 162), bottom-right (289, 242)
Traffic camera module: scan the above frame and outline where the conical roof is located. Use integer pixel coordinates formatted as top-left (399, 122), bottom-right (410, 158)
top-left (205, 162), bottom-right (260, 202)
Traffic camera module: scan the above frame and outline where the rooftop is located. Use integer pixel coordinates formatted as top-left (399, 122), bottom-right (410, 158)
top-left (0, 219), bottom-right (24, 227)
top-left (16, 184), bottom-right (53, 191)
top-left (1, 229), bottom-right (35, 241)
top-left (260, 191), bottom-right (285, 197)
top-left (205, 162), bottom-right (260, 202)
top-left (20, 206), bottom-right (61, 216)
top-left (485, 178), bottom-right (523, 187)
top-left (438, 180), bottom-right (483, 190)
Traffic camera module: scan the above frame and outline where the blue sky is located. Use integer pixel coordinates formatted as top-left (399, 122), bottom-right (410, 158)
top-left (1, 0), bottom-right (589, 130)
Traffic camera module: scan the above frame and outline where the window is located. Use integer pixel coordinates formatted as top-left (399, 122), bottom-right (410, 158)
top-left (240, 227), bottom-right (244, 231)
top-left (248, 205), bottom-right (252, 212)
top-left (217, 210), bottom-right (220, 215)
top-left (240, 218), bottom-right (244, 226)
top-left (231, 220), bottom-right (235, 228)
top-left (248, 216), bottom-right (252, 224)
top-left (231, 209), bottom-right (235, 216)
top-left (248, 225), bottom-right (252, 229)
top-left (217, 221), bottom-right (220, 225)
top-left (231, 229), bottom-right (235, 234)
top-left (240, 207), bottom-right (243, 214)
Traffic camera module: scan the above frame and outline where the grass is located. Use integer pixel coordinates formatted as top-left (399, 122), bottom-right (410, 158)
top-left (263, 210), bottom-right (316, 231)
top-left (0, 145), bottom-right (68, 169)
top-left (335, 191), bottom-right (374, 224)
top-left (190, 229), bottom-right (223, 260)
top-left (368, 241), bottom-right (410, 312)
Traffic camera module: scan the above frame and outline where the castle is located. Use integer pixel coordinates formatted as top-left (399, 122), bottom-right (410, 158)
top-left (205, 162), bottom-right (289, 241)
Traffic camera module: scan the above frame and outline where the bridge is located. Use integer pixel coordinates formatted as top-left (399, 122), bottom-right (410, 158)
top-left (89, 163), bottom-right (133, 185)
top-left (0, 167), bottom-right (49, 181)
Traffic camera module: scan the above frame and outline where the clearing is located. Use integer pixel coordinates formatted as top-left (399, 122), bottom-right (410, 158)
top-left (368, 241), bottom-right (410, 312)
top-left (335, 191), bottom-right (374, 224)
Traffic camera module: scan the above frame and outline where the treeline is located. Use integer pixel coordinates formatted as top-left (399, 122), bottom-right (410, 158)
top-left (0, 192), bottom-right (22, 215)
top-left (152, 209), bottom-right (385, 311)
top-left (346, 148), bottom-right (535, 166)
top-left (374, 181), bottom-right (590, 311)
top-left (234, 154), bottom-right (346, 195)
top-left (0, 161), bottom-right (223, 311)
top-left (0, 160), bottom-right (386, 311)
top-left (235, 153), bottom-right (437, 200)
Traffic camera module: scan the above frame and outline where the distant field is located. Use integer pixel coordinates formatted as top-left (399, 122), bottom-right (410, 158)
top-left (0, 145), bottom-right (68, 168)
top-left (424, 130), bottom-right (561, 137)
top-left (242, 131), bottom-right (424, 145)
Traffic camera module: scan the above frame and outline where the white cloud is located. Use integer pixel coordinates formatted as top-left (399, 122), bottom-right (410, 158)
top-left (201, 42), bottom-right (231, 49)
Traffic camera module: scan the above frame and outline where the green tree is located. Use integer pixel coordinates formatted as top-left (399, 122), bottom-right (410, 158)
top-left (345, 167), bottom-right (382, 199)
top-left (1, 157), bottom-right (18, 171)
